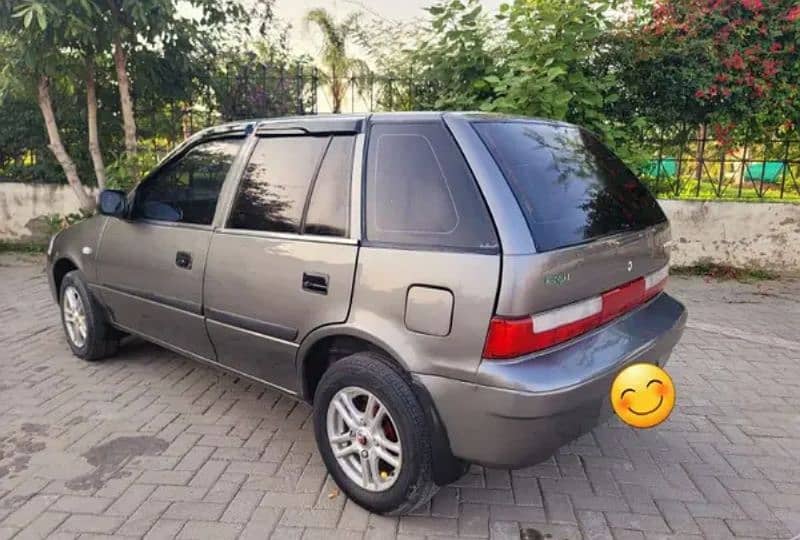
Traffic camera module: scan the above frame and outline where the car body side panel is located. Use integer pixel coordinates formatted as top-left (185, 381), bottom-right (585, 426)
top-left (95, 220), bottom-right (215, 359)
top-left (203, 231), bottom-right (358, 392)
top-left (347, 247), bottom-right (500, 381)
top-left (48, 215), bottom-right (109, 296)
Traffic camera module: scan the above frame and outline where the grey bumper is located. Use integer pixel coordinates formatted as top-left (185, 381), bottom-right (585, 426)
top-left (416, 293), bottom-right (687, 468)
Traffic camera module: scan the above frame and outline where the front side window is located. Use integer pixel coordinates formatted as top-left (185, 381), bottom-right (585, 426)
top-left (228, 136), bottom-right (329, 233)
top-left (132, 138), bottom-right (243, 225)
top-left (365, 122), bottom-right (498, 251)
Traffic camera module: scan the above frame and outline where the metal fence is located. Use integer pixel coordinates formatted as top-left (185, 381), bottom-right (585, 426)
top-left (641, 128), bottom-right (800, 200)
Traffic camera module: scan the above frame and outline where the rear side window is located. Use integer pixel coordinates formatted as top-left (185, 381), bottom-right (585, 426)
top-left (365, 122), bottom-right (497, 251)
top-left (474, 122), bottom-right (666, 252)
top-left (229, 136), bottom-right (329, 233)
top-left (304, 136), bottom-right (354, 237)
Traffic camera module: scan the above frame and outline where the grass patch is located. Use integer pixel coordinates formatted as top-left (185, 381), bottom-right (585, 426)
top-left (671, 263), bottom-right (779, 282)
top-left (0, 240), bottom-right (47, 254)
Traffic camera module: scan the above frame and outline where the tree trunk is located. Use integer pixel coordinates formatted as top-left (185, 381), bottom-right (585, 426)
top-left (86, 58), bottom-right (107, 189)
top-left (694, 123), bottom-right (707, 182)
top-left (113, 37), bottom-right (137, 156)
top-left (37, 76), bottom-right (95, 211)
top-left (331, 65), bottom-right (341, 113)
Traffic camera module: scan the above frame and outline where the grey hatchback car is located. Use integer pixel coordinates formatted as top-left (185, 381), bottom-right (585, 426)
top-left (47, 112), bottom-right (686, 514)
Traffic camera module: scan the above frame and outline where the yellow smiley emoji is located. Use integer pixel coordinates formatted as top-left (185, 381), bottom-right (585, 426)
top-left (610, 363), bottom-right (675, 428)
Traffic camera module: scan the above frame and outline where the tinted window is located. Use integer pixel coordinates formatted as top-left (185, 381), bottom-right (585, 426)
top-left (304, 136), bottom-right (354, 237)
top-left (133, 139), bottom-right (242, 225)
top-left (474, 122), bottom-right (666, 252)
top-left (366, 122), bottom-right (498, 250)
top-left (229, 136), bottom-right (329, 233)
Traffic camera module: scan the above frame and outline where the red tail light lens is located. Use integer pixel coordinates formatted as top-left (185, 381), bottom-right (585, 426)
top-left (483, 265), bottom-right (669, 359)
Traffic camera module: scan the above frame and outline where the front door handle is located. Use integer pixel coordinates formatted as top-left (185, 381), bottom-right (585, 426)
top-left (175, 251), bottom-right (192, 269)
top-left (302, 272), bottom-right (329, 295)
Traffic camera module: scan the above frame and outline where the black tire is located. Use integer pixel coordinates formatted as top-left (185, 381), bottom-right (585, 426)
top-left (59, 270), bottom-right (119, 361)
top-left (312, 352), bottom-right (438, 515)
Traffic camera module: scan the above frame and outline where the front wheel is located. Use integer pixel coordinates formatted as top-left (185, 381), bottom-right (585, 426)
top-left (312, 352), bottom-right (438, 515)
top-left (60, 270), bottom-right (119, 361)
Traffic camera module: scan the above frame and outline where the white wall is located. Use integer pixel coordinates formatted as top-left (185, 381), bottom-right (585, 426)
top-left (0, 183), bottom-right (94, 242)
top-left (660, 200), bottom-right (800, 273)
top-left (2, 183), bottom-right (799, 273)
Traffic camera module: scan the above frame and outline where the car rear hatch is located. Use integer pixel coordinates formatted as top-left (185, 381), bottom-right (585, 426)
top-left (471, 119), bottom-right (672, 359)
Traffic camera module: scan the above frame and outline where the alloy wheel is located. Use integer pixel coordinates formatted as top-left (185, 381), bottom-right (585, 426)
top-left (62, 286), bottom-right (88, 348)
top-left (326, 386), bottom-right (402, 492)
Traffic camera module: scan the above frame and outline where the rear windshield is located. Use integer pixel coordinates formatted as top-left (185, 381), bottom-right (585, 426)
top-left (474, 121), bottom-right (666, 252)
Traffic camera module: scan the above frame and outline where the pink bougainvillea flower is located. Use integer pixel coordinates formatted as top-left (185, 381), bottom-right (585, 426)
top-left (723, 51), bottom-right (746, 70)
top-left (741, 0), bottom-right (763, 11)
top-left (763, 59), bottom-right (780, 79)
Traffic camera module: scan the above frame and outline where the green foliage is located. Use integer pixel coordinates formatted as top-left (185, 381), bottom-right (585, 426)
top-left (611, 0), bottom-right (800, 145)
top-left (0, 240), bottom-right (48, 253)
top-left (485, 0), bottom-right (622, 139)
top-left (0, 0), bottom-right (278, 189)
top-left (671, 263), bottom-right (779, 282)
top-left (106, 151), bottom-right (160, 192)
top-left (411, 0), bottom-right (499, 110)
top-left (369, 0), bottom-right (636, 144)
top-left (304, 8), bottom-right (368, 113)
top-left (42, 209), bottom-right (94, 235)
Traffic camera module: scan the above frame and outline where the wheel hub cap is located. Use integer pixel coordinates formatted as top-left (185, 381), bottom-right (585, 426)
top-left (62, 286), bottom-right (87, 348)
top-left (326, 386), bottom-right (402, 492)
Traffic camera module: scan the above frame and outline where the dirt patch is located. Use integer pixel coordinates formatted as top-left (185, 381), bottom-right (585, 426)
top-left (20, 423), bottom-right (48, 435)
top-left (0, 424), bottom-right (49, 479)
top-left (66, 435), bottom-right (168, 491)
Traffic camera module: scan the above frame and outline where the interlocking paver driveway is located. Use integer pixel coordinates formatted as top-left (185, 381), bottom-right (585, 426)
top-left (0, 254), bottom-right (799, 540)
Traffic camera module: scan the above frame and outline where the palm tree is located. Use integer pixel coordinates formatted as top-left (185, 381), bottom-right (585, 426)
top-left (304, 8), bottom-right (367, 113)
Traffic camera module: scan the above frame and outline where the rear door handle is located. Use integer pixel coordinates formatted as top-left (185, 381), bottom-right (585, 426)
top-left (302, 272), bottom-right (329, 295)
top-left (175, 251), bottom-right (192, 269)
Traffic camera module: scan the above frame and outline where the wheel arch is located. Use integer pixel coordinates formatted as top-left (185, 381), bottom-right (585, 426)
top-left (52, 257), bottom-right (81, 299)
top-left (296, 326), bottom-right (409, 403)
top-left (296, 325), bottom-right (467, 486)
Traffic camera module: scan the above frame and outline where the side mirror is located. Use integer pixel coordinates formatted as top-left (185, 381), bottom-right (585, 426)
top-left (98, 189), bottom-right (128, 218)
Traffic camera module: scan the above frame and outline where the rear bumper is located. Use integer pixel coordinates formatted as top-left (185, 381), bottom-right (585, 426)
top-left (416, 292), bottom-right (687, 468)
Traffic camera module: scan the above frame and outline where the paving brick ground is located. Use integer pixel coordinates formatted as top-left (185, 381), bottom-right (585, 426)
top-left (0, 254), bottom-right (799, 539)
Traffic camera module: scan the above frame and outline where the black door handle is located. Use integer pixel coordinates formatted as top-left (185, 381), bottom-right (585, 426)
top-left (175, 251), bottom-right (192, 269)
top-left (302, 272), bottom-right (329, 295)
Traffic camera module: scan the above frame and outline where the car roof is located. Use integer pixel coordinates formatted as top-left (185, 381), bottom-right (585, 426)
top-left (193, 111), bottom-right (577, 140)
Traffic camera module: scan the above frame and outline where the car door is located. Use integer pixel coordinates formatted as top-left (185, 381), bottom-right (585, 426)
top-left (203, 131), bottom-right (360, 394)
top-left (95, 136), bottom-right (246, 360)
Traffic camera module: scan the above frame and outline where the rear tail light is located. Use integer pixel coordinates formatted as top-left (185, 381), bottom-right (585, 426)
top-left (483, 265), bottom-right (669, 359)
top-left (644, 264), bottom-right (669, 300)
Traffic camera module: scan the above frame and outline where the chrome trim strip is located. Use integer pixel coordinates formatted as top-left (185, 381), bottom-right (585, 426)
top-left (350, 133), bottom-right (365, 241)
top-left (214, 228), bottom-right (357, 245)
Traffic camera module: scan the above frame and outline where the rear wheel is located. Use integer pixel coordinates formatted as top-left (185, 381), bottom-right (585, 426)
top-left (312, 352), bottom-right (437, 515)
top-left (60, 270), bottom-right (119, 361)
